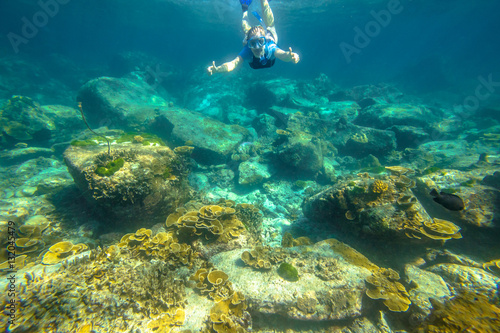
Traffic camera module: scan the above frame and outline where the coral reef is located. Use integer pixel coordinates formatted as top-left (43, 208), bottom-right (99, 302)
top-left (0, 248), bottom-right (188, 332)
top-left (416, 292), bottom-right (500, 332)
top-left (240, 245), bottom-right (287, 270)
top-left (365, 268), bottom-right (411, 312)
top-left (118, 227), bottom-right (196, 268)
top-left (302, 171), bottom-right (465, 243)
top-left (281, 231), bottom-right (313, 248)
top-left (42, 240), bottom-right (88, 265)
top-left (166, 204), bottom-right (246, 244)
top-left (190, 263), bottom-right (251, 331)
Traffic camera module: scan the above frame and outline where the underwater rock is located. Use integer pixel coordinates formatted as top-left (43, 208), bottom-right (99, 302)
top-left (355, 103), bottom-right (436, 129)
top-left (276, 132), bottom-right (324, 176)
top-left (0, 147), bottom-right (55, 166)
top-left (388, 125), bottom-right (430, 149)
top-left (427, 264), bottom-right (500, 300)
top-left (416, 170), bottom-right (498, 228)
top-left (78, 76), bottom-right (249, 164)
top-left (63, 142), bottom-right (191, 228)
top-left (238, 157), bottom-right (272, 185)
top-left (408, 140), bottom-right (475, 169)
top-left (41, 104), bottom-right (83, 143)
top-left (342, 84), bottom-right (405, 104)
top-left (482, 171), bottom-right (500, 190)
top-left (209, 240), bottom-right (373, 321)
top-left (77, 76), bottom-right (170, 128)
top-left (404, 264), bottom-right (451, 324)
top-left (161, 107), bottom-right (250, 165)
top-left (302, 173), bottom-right (462, 242)
top-left (0, 96), bottom-right (55, 146)
top-left (317, 101), bottom-right (360, 123)
top-left (330, 123), bottom-right (396, 159)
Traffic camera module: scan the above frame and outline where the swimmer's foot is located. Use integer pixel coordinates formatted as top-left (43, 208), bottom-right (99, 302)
top-left (240, 0), bottom-right (252, 12)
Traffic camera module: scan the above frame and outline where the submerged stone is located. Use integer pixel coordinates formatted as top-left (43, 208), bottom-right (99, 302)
top-left (63, 142), bottom-right (191, 228)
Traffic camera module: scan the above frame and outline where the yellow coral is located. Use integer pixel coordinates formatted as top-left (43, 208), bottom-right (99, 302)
top-left (118, 228), bottom-right (195, 268)
top-left (166, 204), bottom-right (245, 243)
top-left (370, 180), bottom-right (388, 194)
top-left (173, 145), bottom-right (194, 155)
top-left (240, 246), bottom-right (287, 270)
top-left (365, 268), bottom-right (411, 312)
top-left (190, 266), bottom-right (235, 303)
top-left (350, 132), bottom-right (369, 143)
top-left (42, 241), bottom-right (87, 265)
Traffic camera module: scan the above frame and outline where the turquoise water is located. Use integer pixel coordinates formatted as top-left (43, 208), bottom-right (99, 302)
top-left (0, 1), bottom-right (499, 332)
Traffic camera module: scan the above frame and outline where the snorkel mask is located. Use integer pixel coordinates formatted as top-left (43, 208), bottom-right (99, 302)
top-left (248, 36), bottom-right (266, 49)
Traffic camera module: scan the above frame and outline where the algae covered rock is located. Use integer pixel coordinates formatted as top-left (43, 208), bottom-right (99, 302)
top-left (162, 107), bottom-right (250, 165)
top-left (416, 169), bottom-right (499, 228)
top-left (404, 264), bottom-right (451, 323)
top-left (355, 103), bottom-right (437, 129)
top-left (333, 125), bottom-right (397, 158)
top-left (276, 132), bottom-right (324, 176)
top-left (238, 157), bottom-right (272, 185)
top-left (210, 239), bottom-right (375, 322)
top-left (302, 172), bottom-right (462, 242)
top-left (64, 142), bottom-right (191, 228)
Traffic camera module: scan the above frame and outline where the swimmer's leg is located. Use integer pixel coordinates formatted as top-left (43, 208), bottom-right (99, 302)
top-left (261, 0), bottom-right (277, 43)
top-left (261, 0), bottom-right (274, 28)
top-left (242, 11), bottom-right (251, 35)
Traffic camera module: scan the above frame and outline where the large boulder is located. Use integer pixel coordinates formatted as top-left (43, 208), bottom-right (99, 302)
top-left (331, 123), bottom-right (397, 159)
top-left (303, 171), bottom-right (462, 243)
top-left (77, 76), bottom-right (169, 129)
top-left (355, 103), bottom-right (437, 129)
top-left (415, 168), bottom-right (499, 228)
top-left (276, 133), bottom-right (324, 176)
top-left (209, 240), bottom-right (374, 321)
top-left (0, 96), bottom-right (55, 146)
top-left (63, 142), bottom-right (191, 229)
top-left (161, 108), bottom-right (250, 165)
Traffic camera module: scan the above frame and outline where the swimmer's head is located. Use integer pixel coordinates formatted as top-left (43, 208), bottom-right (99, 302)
top-left (246, 26), bottom-right (266, 57)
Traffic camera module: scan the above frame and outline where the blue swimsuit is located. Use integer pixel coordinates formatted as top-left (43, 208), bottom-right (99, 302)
top-left (239, 40), bottom-right (277, 69)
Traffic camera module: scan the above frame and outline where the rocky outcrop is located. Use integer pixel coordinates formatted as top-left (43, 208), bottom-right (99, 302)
top-left (77, 77), bottom-right (249, 164)
top-left (63, 142), bottom-right (191, 228)
top-left (209, 240), bottom-right (374, 321)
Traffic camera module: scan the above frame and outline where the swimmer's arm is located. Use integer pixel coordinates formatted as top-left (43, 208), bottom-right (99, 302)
top-left (207, 56), bottom-right (243, 75)
top-left (275, 47), bottom-right (300, 64)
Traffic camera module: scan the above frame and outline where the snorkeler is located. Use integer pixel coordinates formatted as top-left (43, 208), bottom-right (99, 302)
top-left (207, 0), bottom-right (300, 75)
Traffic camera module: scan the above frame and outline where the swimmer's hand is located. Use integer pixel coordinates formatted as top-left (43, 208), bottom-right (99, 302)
top-left (207, 61), bottom-right (219, 76)
top-left (287, 47), bottom-right (300, 64)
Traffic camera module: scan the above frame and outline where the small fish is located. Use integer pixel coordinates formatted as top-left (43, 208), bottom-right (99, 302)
top-left (430, 189), bottom-right (464, 211)
top-left (15, 142), bottom-right (28, 148)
